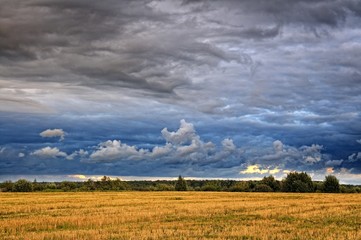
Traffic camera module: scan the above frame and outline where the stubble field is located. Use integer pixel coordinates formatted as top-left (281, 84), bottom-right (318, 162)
top-left (0, 192), bottom-right (360, 240)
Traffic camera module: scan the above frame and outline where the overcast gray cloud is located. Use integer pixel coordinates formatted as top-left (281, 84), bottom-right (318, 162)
top-left (1, 0), bottom-right (360, 116)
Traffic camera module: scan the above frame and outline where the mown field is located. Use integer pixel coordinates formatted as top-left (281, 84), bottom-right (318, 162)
top-left (0, 192), bottom-right (360, 240)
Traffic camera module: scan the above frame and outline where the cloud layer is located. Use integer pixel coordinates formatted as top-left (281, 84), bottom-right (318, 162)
top-left (0, 0), bottom-right (360, 183)
top-left (40, 129), bottom-right (66, 141)
top-left (31, 147), bottom-right (67, 158)
top-left (88, 120), bottom-right (242, 164)
top-left (1, 119), bottom-right (360, 183)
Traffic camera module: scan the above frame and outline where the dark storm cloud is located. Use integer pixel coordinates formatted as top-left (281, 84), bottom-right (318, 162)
top-left (0, 0), bottom-right (252, 97)
top-left (1, 0), bottom-right (360, 107)
top-left (184, 0), bottom-right (361, 27)
top-left (0, 0), bottom-right (160, 54)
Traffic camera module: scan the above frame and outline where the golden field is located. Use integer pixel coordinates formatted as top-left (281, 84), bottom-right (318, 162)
top-left (0, 192), bottom-right (360, 240)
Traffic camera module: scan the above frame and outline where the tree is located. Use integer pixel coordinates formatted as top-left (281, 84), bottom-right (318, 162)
top-left (254, 184), bottom-right (273, 192)
top-left (260, 175), bottom-right (280, 192)
top-left (111, 178), bottom-right (129, 190)
top-left (175, 175), bottom-right (188, 191)
top-left (60, 181), bottom-right (77, 191)
top-left (156, 183), bottom-right (175, 191)
top-left (99, 176), bottom-right (112, 190)
top-left (282, 172), bottom-right (313, 193)
top-left (45, 183), bottom-right (57, 191)
top-left (323, 175), bottom-right (340, 193)
top-left (32, 180), bottom-right (45, 191)
top-left (101, 175), bottom-right (111, 182)
top-left (229, 181), bottom-right (250, 192)
top-left (13, 179), bottom-right (33, 192)
top-left (201, 181), bottom-right (221, 191)
top-left (84, 179), bottom-right (96, 191)
top-left (0, 180), bottom-right (14, 192)
top-left (313, 181), bottom-right (324, 193)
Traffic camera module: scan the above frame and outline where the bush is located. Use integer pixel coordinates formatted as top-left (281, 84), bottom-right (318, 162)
top-left (13, 179), bottom-right (33, 192)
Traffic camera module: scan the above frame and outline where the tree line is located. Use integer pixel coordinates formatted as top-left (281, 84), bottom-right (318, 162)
top-left (1, 172), bottom-right (360, 193)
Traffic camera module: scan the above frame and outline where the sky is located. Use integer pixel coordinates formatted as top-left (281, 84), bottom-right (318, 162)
top-left (1, 0), bottom-right (361, 184)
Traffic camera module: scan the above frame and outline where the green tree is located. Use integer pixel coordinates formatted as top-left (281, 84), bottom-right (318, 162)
top-left (313, 181), bottom-right (324, 193)
top-left (156, 183), bottom-right (175, 191)
top-left (323, 175), bottom-right (340, 193)
top-left (45, 183), bottom-right (57, 191)
top-left (229, 181), bottom-right (250, 192)
top-left (83, 179), bottom-right (96, 191)
top-left (98, 176), bottom-right (112, 190)
top-left (175, 175), bottom-right (188, 191)
top-left (0, 180), bottom-right (14, 192)
top-left (260, 175), bottom-right (280, 192)
top-left (201, 181), bottom-right (221, 191)
top-left (282, 172), bottom-right (313, 193)
top-left (32, 181), bottom-right (45, 191)
top-left (60, 181), bottom-right (77, 191)
top-left (254, 184), bottom-right (273, 192)
top-left (13, 179), bottom-right (33, 192)
top-left (111, 178), bottom-right (129, 190)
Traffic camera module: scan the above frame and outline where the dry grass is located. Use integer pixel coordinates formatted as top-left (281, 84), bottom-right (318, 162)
top-left (0, 192), bottom-right (360, 240)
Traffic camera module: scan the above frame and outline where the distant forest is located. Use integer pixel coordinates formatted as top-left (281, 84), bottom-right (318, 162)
top-left (1, 172), bottom-right (360, 193)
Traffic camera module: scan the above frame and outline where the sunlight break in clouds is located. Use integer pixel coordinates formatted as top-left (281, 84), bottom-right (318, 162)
top-left (240, 165), bottom-right (281, 175)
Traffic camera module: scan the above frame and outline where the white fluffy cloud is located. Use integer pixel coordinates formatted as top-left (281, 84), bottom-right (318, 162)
top-left (90, 140), bottom-right (149, 161)
top-left (222, 139), bottom-right (237, 153)
top-left (66, 149), bottom-right (88, 160)
top-left (31, 147), bottom-right (68, 158)
top-left (88, 119), bottom-right (242, 163)
top-left (150, 143), bottom-right (173, 158)
top-left (40, 129), bottom-right (66, 141)
top-left (273, 140), bottom-right (283, 153)
top-left (161, 120), bottom-right (198, 145)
